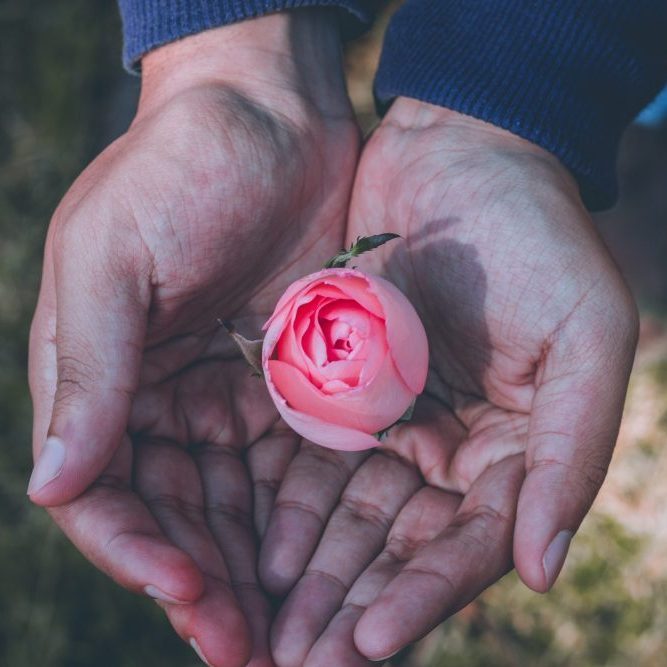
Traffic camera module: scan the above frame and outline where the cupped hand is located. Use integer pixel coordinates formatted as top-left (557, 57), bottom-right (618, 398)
top-left (259, 98), bottom-right (639, 665)
top-left (27, 12), bottom-right (359, 666)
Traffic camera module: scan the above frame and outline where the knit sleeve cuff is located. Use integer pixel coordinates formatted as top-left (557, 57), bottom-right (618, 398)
top-left (374, 0), bottom-right (667, 210)
top-left (118, 0), bottom-right (373, 74)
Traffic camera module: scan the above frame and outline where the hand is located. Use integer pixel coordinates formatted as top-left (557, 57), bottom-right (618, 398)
top-left (27, 12), bottom-right (359, 666)
top-left (258, 98), bottom-right (639, 665)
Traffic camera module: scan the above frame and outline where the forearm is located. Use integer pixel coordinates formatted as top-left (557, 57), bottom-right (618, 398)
top-left (118, 0), bottom-right (374, 72)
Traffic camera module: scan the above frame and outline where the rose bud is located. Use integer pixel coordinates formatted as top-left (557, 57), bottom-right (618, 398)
top-left (261, 268), bottom-right (428, 451)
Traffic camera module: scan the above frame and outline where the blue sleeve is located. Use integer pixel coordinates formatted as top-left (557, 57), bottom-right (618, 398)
top-left (375, 1), bottom-right (667, 210)
top-left (118, 0), bottom-right (374, 72)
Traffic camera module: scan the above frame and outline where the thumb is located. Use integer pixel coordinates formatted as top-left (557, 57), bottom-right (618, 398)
top-left (28, 227), bottom-right (151, 506)
top-left (513, 297), bottom-right (638, 592)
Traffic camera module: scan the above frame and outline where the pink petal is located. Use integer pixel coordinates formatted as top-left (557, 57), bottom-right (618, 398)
top-left (358, 313), bottom-right (388, 385)
top-left (321, 379), bottom-right (352, 394)
top-left (302, 317), bottom-right (328, 366)
top-left (297, 297), bottom-right (338, 386)
top-left (366, 275), bottom-right (429, 394)
top-left (328, 320), bottom-right (351, 342)
top-left (268, 360), bottom-right (385, 433)
top-left (262, 273), bottom-right (322, 332)
top-left (319, 300), bottom-right (371, 338)
top-left (264, 362), bottom-right (380, 451)
top-left (314, 272), bottom-right (384, 319)
top-left (268, 352), bottom-right (414, 435)
top-left (317, 359), bottom-right (365, 387)
top-left (340, 349), bottom-right (415, 426)
top-left (275, 316), bottom-right (310, 377)
top-left (262, 269), bottom-right (385, 332)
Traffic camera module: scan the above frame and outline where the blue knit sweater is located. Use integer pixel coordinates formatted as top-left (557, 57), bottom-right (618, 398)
top-left (118, 0), bottom-right (667, 210)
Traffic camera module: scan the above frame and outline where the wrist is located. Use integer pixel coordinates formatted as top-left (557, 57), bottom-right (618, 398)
top-left (137, 10), bottom-right (350, 122)
top-left (383, 97), bottom-right (579, 196)
top-left (385, 97), bottom-right (545, 151)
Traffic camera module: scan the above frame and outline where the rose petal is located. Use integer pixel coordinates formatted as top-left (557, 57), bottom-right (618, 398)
top-left (262, 269), bottom-right (384, 332)
top-left (268, 352), bottom-right (413, 435)
top-left (342, 348), bottom-right (415, 425)
top-left (319, 300), bottom-right (371, 338)
top-left (367, 275), bottom-right (429, 394)
top-left (358, 313), bottom-right (388, 385)
top-left (302, 316), bottom-right (328, 367)
top-left (264, 362), bottom-right (380, 451)
top-left (295, 297), bottom-right (338, 387)
top-left (317, 359), bottom-right (365, 387)
top-left (275, 315), bottom-right (310, 377)
top-left (328, 320), bottom-right (351, 343)
top-left (321, 379), bottom-right (353, 394)
top-left (262, 273), bottom-right (323, 332)
top-left (268, 360), bottom-right (381, 432)
top-left (314, 272), bottom-right (384, 319)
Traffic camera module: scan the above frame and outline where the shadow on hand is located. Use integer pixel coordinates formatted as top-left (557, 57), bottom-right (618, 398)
top-left (382, 217), bottom-right (492, 405)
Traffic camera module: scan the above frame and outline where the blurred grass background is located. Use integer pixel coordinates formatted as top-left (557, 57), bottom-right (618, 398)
top-left (1, 1), bottom-right (666, 665)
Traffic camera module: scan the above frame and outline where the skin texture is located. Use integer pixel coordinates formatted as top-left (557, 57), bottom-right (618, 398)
top-left (27, 12), bottom-right (359, 667)
top-left (261, 98), bottom-right (639, 666)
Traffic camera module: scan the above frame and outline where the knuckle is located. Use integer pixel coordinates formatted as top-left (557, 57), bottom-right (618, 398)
top-left (253, 477), bottom-right (281, 494)
top-left (457, 502), bottom-right (511, 528)
top-left (402, 564), bottom-right (458, 596)
top-left (304, 568), bottom-right (348, 594)
top-left (338, 496), bottom-right (392, 534)
top-left (529, 456), bottom-right (608, 509)
top-left (145, 492), bottom-right (204, 524)
top-left (302, 444), bottom-right (360, 477)
top-left (386, 534), bottom-right (429, 562)
top-left (55, 353), bottom-right (96, 404)
top-left (205, 501), bottom-right (253, 529)
top-left (273, 498), bottom-right (325, 526)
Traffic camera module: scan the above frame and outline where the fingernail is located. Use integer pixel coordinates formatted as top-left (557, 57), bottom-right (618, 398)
top-left (373, 648), bottom-right (401, 662)
top-left (27, 436), bottom-right (66, 495)
top-left (144, 585), bottom-right (188, 605)
top-left (190, 638), bottom-right (213, 667)
top-left (542, 530), bottom-right (573, 590)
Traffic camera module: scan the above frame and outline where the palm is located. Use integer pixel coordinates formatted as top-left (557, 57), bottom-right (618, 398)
top-left (30, 85), bottom-right (359, 666)
top-left (260, 104), bottom-right (637, 666)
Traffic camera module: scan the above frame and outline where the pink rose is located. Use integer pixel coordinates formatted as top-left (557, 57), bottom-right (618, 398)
top-left (262, 268), bottom-right (428, 451)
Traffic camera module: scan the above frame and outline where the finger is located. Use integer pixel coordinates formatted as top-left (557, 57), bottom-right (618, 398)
top-left (271, 453), bottom-right (421, 667)
top-left (514, 306), bottom-right (638, 592)
top-left (134, 440), bottom-right (251, 667)
top-left (305, 487), bottom-right (461, 667)
top-left (48, 434), bottom-right (204, 604)
top-left (386, 392), bottom-right (467, 491)
top-left (259, 443), bottom-right (368, 596)
top-left (194, 442), bottom-right (277, 667)
top-left (305, 606), bottom-right (372, 667)
top-left (29, 245), bottom-right (58, 452)
top-left (246, 425), bottom-right (300, 539)
top-left (28, 221), bottom-right (150, 505)
top-left (354, 454), bottom-right (524, 661)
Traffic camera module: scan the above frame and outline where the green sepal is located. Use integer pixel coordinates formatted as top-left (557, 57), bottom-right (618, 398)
top-left (324, 233), bottom-right (401, 269)
top-left (219, 319), bottom-right (264, 378)
top-left (374, 400), bottom-right (416, 441)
